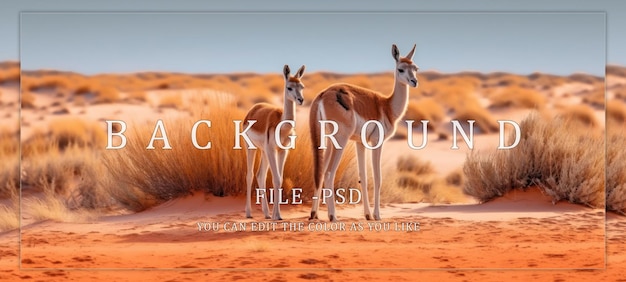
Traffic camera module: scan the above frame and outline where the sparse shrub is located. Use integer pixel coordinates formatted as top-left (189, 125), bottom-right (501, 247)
top-left (94, 86), bottom-right (120, 103)
top-left (581, 87), bottom-right (605, 108)
top-left (607, 129), bottom-right (626, 214)
top-left (0, 129), bottom-right (19, 199)
top-left (528, 72), bottom-right (566, 90)
top-left (607, 100), bottom-right (626, 125)
top-left (23, 179), bottom-right (98, 223)
top-left (612, 85), bottom-right (626, 102)
top-left (21, 91), bottom-right (36, 109)
top-left (445, 168), bottom-right (464, 187)
top-left (126, 90), bottom-right (147, 103)
top-left (453, 106), bottom-right (499, 134)
top-left (397, 155), bottom-right (435, 175)
top-left (489, 86), bottom-right (546, 109)
top-left (0, 65), bottom-right (20, 84)
top-left (559, 104), bottom-right (599, 130)
top-left (607, 65), bottom-right (626, 77)
top-left (568, 73), bottom-right (602, 84)
top-left (463, 112), bottom-right (604, 208)
top-left (157, 94), bottom-right (183, 109)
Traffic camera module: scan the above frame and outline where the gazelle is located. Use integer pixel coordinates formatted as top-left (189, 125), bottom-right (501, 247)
top-left (309, 44), bottom-right (419, 221)
top-left (244, 64), bottom-right (305, 220)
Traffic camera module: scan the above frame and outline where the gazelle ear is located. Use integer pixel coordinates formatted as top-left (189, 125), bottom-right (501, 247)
top-left (391, 44), bottom-right (400, 62)
top-left (283, 65), bottom-right (291, 80)
top-left (405, 44), bottom-right (416, 60)
top-left (296, 65), bottom-right (306, 78)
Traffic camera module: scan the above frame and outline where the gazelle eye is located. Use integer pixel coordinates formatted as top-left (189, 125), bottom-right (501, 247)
top-left (397, 69), bottom-right (405, 73)
top-left (287, 87), bottom-right (293, 91)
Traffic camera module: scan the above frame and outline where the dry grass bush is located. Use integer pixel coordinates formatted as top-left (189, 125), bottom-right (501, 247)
top-left (100, 96), bottom-right (236, 209)
top-left (607, 65), bottom-right (626, 77)
top-left (404, 98), bottom-right (445, 129)
top-left (126, 90), bottom-right (147, 102)
top-left (607, 129), bottom-right (626, 214)
top-left (102, 94), bottom-right (359, 211)
top-left (528, 73), bottom-right (567, 90)
top-left (453, 106), bottom-right (499, 134)
top-left (0, 128), bottom-right (19, 199)
top-left (607, 100), bottom-right (626, 125)
top-left (0, 66), bottom-right (20, 84)
top-left (73, 95), bottom-right (87, 107)
top-left (0, 201), bottom-right (19, 231)
top-left (21, 90), bottom-right (36, 109)
top-left (392, 156), bottom-right (467, 204)
top-left (397, 155), bottom-right (435, 175)
top-left (22, 144), bottom-right (85, 194)
top-left (489, 86), bottom-right (546, 110)
top-left (445, 168), bottom-right (465, 187)
top-left (48, 118), bottom-right (107, 150)
top-left (22, 118), bottom-right (107, 158)
top-left (157, 94), bottom-right (184, 109)
top-left (0, 176), bottom-right (18, 231)
top-left (23, 179), bottom-right (98, 223)
top-left (94, 85), bottom-right (120, 104)
top-left (423, 78), bottom-right (483, 113)
top-left (559, 104), bottom-right (599, 130)
top-left (581, 86), bottom-right (605, 108)
top-left (242, 75), bottom-right (275, 105)
top-left (463, 112), bottom-right (604, 208)
top-left (485, 74), bottom-right (530, 88)
top-left (614, 86), bottom-right (626, 102)
top-left (567, 73), bottom-right (602, 85)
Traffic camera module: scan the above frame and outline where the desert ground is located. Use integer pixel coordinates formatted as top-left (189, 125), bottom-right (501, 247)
top-left (0, 62), bottom-right (625, 280)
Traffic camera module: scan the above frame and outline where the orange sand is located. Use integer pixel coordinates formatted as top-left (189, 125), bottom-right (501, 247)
top-left (1, 189), bottom-right (618, 281)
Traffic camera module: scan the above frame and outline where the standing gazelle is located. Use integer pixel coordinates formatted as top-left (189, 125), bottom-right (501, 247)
top-left (244, 65), bottom-right (306, 220)
top-left (309, 44), bottom-right (418, 221)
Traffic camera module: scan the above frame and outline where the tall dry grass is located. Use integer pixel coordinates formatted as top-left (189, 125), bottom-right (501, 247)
top-left (102, 94), bottom-right (358, 211)
top-left (607, 96), bottom-right (626, 214)
top-left (607, 130), bottom-right (626, 214)
top-left (0, 128), bottom-right (19, 197)
top-left (389, 155), bottom-right (467, 204)
top-left (0, 128), bottom-right (19, 232)
top-left (559, 104), bottom-right (600, 130)
top-left (607, 100), bottom-right (626, 126)
top-left (23, 118), bottom-right (107, 157)
top-left (463, 112), bottom-right (604, 208)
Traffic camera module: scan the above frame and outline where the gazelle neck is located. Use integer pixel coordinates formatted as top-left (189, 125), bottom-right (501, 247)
top-left (387, 78), bottom-right (410, 122)
top-left (282, 96), bottom-right (296, 121)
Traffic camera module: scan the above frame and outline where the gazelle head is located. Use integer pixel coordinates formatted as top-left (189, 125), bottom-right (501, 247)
top-left (283, 64), bottom-right (306, 105)
top-left (392, 44), bottom-right (419, 88)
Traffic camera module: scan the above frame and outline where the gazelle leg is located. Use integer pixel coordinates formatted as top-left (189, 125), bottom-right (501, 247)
top-left (372, 147), bottom-right (384, 221)
top-left (325, 146), bottom-right (346, 222)
top-left (256, 152), bottom-right (271, 219)
top-left (310, 147), bottom-right (334, 220)
top-left (245, 148), bottom-right (256, 218)
top-left (356, 143), bottom-right (373, 220)
top-left (265, 149), bottom-right (283, 220)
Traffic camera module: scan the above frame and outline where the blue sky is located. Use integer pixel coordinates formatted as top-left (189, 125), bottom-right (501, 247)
top-left (2, 1), bottom-right (624, 76)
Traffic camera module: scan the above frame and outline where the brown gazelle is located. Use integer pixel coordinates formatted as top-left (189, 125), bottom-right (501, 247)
top-left (309, 44), bottom-right (418, 221)
top-left (244, 64), bottom-right (305, 220)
